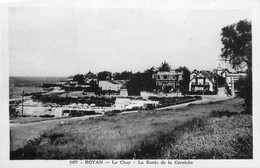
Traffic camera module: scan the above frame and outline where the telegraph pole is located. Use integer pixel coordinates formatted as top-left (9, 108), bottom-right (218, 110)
top-left (21, 90), bottom-right (24, 117)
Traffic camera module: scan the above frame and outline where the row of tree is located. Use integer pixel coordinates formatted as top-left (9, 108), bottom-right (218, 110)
top-left (70, 62), bottom-right (191, 96)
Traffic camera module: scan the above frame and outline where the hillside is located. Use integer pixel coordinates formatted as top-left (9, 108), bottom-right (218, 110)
top-left (10, 98), bottom-right (252, 159)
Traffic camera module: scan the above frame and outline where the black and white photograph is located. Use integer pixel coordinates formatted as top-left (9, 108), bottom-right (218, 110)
top-left (1, 0), bottom-right (260, 167)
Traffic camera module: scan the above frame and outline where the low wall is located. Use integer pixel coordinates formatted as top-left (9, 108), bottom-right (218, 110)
top-left (141, 91), bottom-right (183, 98)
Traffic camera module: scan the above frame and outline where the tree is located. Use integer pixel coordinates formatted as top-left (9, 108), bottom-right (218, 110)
top-left (126, 72), bottom-right (142, 96)
top-left (114, 71), bottom-right (133, 80)
top-left (144, 66), bottom-right (157, 74)
top-left (176, 66), bottom-right (190, 94)
top-left (98, 71), bottom-right (112, 80)
top-left (126, 68), bottom-right (157, 96)
top-left (158, 61), bottom-right (171, 72)
top-left (221, 20), bottom-right (252, 114)
top-left (235, 74), bottom-right (252, 114)
top-left (120, 71), bottom-right (133, 80)
top-left (113, 72), bottom-right (121, 80)
top-left (73, 74), bottom-right (85, 84)
top-left (221, 20), bottom-right (252, 74)
top-left (143, 67), bottom-right (157, 92)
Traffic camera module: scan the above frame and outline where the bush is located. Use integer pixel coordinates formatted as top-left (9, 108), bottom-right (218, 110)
top-left (235, 74), bottom-right (252, 114)
top-left (144, 104), bottom-right (156, 110)
top-left (40, 114), bottom-right (55, 118)
top-left (148, 96), bottom-right (201, 108)
top-left (104, 111), bottom-right (117, 116)
top-left (210, 110), bottom-right (238, 118)
top-left (9, 105), bottom-right (18, 117)
top-left (32, 94), bottom-right (116, 107)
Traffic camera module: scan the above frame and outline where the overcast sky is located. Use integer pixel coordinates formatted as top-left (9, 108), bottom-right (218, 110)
top-left (9, 7), bottom-right (250, 77)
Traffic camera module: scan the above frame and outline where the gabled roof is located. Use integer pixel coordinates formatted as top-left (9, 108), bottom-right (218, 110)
top-left (190, 70), bottom-right (215, 83)
top-left (200, 71), bottom-right (213, 79)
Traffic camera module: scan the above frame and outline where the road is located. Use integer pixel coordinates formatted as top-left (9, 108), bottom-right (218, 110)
top-left (10, 91), bottom-right (231, 151)
top-left (10, 95), bottom-right (228, 128)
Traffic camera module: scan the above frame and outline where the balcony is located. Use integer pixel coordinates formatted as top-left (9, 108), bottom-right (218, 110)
top-left (191, 82), bottom-right (210, 86)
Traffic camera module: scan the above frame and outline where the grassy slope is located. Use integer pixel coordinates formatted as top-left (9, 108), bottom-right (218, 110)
top-left (10, 98), bottom-right (252, 159)
top-left (10, 120), bottom-right (64, 151)
top-left (162, 113), bottom-right (252, 159)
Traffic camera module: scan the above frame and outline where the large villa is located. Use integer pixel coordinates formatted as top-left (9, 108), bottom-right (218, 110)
top-left (152, 69), bottom-right (183, 93)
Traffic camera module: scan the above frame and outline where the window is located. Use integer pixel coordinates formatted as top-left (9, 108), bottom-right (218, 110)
top-left (164, 75), bottom-right (167, 79)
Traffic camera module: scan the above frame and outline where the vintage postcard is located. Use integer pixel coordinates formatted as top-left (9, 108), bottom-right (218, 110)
top-left (1, 0), bottom-right (260, 167)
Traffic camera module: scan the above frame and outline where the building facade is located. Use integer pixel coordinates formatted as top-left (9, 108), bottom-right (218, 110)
top-left (152, 69), bottom-right (183, 93)
top-left (84, 71), bottom-right (98, 84)
top-left (226, 72), bottom-right (247, 96)
top-left (189, 70), bottom-right (216, 92)
top-left (216, 56), bottom-right (247, 96)
top-left (119, 86), bottom-right (128, 96)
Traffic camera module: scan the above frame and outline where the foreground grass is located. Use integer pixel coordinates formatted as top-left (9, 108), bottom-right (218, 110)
top-left (10, 98), bottom-right (251, 159)
top-left (162, 112), bottom-right (252, 159)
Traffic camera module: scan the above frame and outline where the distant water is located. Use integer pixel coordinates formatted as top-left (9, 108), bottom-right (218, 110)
top-left (9, 76), bottom-right (65, 99)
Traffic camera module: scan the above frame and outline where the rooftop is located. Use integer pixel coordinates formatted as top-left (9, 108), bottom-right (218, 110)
top-left (156, 70), bottom-right (183, 75)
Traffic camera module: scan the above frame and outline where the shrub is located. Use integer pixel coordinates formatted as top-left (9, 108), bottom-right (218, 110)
top-left (163, 114), bottom-right (252, 159)
top-left (210, 110), bottom-right (238, 118)
top-left (104, 111), bottom-right (117, 116)
top-left (235, 74), bottom-right (252, 114)
top-left (40, 114), bottom-right (55, 118)
top-left (32, 94), bottom-right (116, 107)
top-left (9, 105), bottom-right (18, 117)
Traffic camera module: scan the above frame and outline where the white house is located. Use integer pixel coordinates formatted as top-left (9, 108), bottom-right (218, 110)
top-left (189, 70), bottom-right (216, 92)
top-left (119, 86), bottom-right (128, 96)
top-left (99, 80), bottom-right (122, 91)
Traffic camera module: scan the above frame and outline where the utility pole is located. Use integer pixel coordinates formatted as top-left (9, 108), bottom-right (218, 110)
top-left (202, 87), bottom-right (206, 100)
top-left (231, 78), bottom-right (235, 97)
top-left (21, 90), bottom-right (24, 117)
